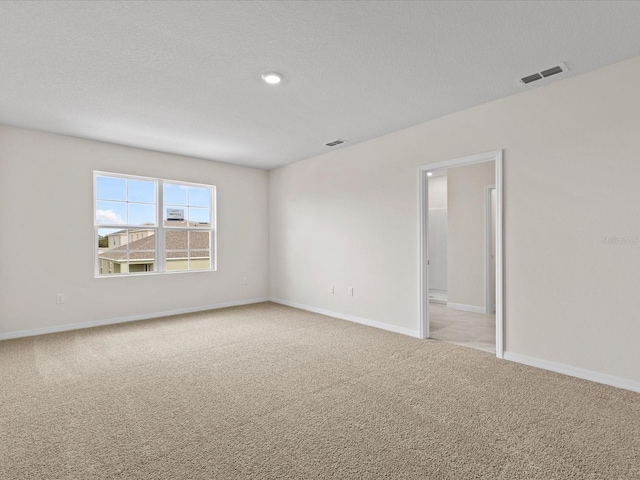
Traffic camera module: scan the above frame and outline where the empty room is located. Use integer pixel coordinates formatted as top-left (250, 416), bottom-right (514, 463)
top-left (2, 1), bottom-right (640, 479)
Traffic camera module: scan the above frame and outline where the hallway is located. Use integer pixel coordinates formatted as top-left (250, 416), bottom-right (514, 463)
top-left (429, 302), bottom-right (495, 353)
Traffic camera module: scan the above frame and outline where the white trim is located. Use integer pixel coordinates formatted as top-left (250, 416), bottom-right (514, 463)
top-left (485, 184), bottom-right (496, 315)
top-left (418, 166), bottom-right (430, 339)
top-left (419, 150), bottom-right (504, 358)
top-left (157, 176), bottom-right (165, 273)
top-left (504, 352), bottom-right (640, 394)
top-left (269, 298), bottom-right (421, 338)
top-left (0, 297), bottom-right (269, 341)
top-left (419, 150), bottom-right (500, 172)
top-left (446, 302), bottom-right (486, 314)
top-left (495, 153), bottom-right (504, 358)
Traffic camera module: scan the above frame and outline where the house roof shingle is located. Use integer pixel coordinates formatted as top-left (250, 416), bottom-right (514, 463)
top-left (99, 227), bottom-right (210, 262)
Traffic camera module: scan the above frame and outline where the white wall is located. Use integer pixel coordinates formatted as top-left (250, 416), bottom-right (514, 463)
top-left (0, 126), bottom-right (269, 336)
top-left (427, 175), bottom-right (447, 292)
top-left (428, 175), bottom-right (447, 209)
top-left (447, 161), bottom-right (494, 309)
top-left (269, 55), bottom-right (640, 384)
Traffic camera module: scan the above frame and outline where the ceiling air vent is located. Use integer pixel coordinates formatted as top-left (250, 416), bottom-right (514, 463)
top-left (520, 62), bottom-right (568, 85)
top-left (521, 73), bottom-right (542, 84)
top-left (325, 139), bottom-right (347, 147)
top-left (540, 66), bottom-right (563, 78)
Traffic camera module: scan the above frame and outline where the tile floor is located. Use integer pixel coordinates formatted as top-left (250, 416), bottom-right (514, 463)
top-left (428, 302), bottom-right (495, 353)
top-left (427, 289), bottom-right (447, 304)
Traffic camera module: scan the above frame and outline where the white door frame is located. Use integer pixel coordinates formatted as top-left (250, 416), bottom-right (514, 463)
top-left (418, 150), bottom-right (504, 359)
top-left (485, 184), bottom-right (496, 315)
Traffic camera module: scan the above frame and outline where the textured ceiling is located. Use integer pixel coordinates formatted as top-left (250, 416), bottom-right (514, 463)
top-left (2, 1), bottom-right (640, 170)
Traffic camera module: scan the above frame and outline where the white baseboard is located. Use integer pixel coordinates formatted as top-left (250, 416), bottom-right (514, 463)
top-left (446, 302), bottom-right (486, 314)
top-left (0, 297), bottom-right (270, 341)
top-left (269, 297), bottom-right (421, 338)
top-left (6, 298), bottom-right (636, 394)
top-left (504, 352), bottom-right (640, 394)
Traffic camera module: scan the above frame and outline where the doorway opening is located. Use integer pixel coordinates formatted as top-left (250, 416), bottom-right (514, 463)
top-left (418, 150), bottom-right (504, 358)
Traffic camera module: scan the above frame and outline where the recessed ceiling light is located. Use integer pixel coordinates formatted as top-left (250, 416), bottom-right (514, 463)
top-left (261, 72), bottom-right (282, 84)
top-left (427, 172), bottom-right (433, 176)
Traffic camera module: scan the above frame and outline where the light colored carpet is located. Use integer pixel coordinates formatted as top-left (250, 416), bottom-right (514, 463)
top-left (1, 302), bottom-right (639, 479)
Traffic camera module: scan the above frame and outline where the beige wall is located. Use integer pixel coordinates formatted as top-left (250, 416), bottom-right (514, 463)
top-left (0, 126), bottom-right (269, 335)
top-left (447, 161), bottom-right (494, 309)
top-left (269, 55), bottom-right (640, 383)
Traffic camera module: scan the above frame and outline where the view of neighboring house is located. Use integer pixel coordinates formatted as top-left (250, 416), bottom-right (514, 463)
top-left (107, 227), bottom-right (155, 248)
top-left (98, 220), bottom-right (211, 274)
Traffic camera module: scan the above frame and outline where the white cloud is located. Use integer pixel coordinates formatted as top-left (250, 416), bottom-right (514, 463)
top-left (96, 209), bottom-right (125, 225)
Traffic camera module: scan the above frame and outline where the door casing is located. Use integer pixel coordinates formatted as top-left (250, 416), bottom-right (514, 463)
top-left (418, 150), bottom-right (504, 358)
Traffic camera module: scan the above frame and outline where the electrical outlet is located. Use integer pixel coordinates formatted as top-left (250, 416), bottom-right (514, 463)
top-left (243, 277), bottom-right (248, 286)
top-left (348, 287), bottom-right (354, 296)
top-left (330, 285), bottom-right (334, 294)
top-left (56, 294), bottom-right (65, 304)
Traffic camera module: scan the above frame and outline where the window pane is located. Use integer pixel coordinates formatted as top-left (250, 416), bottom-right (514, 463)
top-left (166, 248), bottom-right (189, 272)
top-left (189, 187), bottom-right (210, 207)
top-left (188, 207), bottom-right (210, 226)
top-left (128, 228), bottom-right (156, 255)
top-left (96, 176), bottom-right (126, 201)
top-left (164, 206), bottom-right (186, 224)
top-left (98, 228), bottom-right (156, 275)
top-left (189, 250), bottom-right (211, 270)
top-left (166, 260), bottom-right (189, 271)
top-left (97, 228), bottom-right (128, 274)
top-left (165, 230), bottom-right (188, 251)
top-left (164, 183), bottom-right (188, 206)
top-left (98, 228), bottom-right (118, 275)
top-left (189, 230), bottom-right (210, 250)
top-left (128, 203), bottom-right (156, 226)
top-left (98, 227), bottom-right (126, 249)
top-left (128, 180), bottom-right (155, 204)
top-left (127, 261), bottom-right (155, 273)
top-left (128, 228), bottom-right (156, 272)
top-left (96, 201), bottom-right (126, 225)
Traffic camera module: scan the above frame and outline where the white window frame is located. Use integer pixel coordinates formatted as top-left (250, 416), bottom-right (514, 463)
top-left (94, 171), bottom-right (217, 277)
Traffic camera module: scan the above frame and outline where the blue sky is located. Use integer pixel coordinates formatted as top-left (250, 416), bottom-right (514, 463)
top-left (96, 176), bottom-right (211, 229)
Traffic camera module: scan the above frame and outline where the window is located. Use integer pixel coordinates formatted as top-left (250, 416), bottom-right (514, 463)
top-left (94, 172), bottom-right (215, 276)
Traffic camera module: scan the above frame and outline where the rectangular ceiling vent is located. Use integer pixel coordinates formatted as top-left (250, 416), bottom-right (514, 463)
top-left (325, 139), bottom-right (347, 147)
top-left (520, 62), bottom-right (568, 85)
